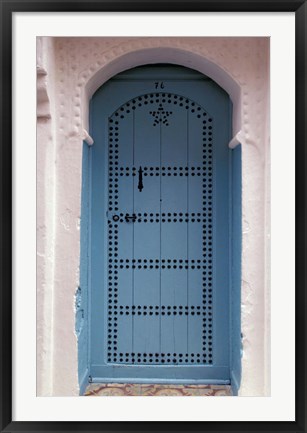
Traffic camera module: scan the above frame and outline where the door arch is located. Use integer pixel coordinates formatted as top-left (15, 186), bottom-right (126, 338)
top-left (81, 64), bottom-right (241, 391)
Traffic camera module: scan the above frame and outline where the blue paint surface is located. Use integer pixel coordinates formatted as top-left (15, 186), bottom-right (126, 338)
top-left (78, 65), bottom-right (241, 390)
top-left (230, 144), bottom-right (242, 395)
top-left (77, 142), bottom-right (90, 394)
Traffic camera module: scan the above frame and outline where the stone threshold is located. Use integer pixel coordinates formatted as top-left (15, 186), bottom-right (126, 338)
top-left (85, 383), bottom-right (232, 396)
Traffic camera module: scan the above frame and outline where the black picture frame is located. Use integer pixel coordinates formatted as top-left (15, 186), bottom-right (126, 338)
top-left (1, 1), bottom-right (306, 432)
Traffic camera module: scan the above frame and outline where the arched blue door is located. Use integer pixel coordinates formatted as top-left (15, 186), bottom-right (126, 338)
top-left (89, 65), bottom-right (233, 384)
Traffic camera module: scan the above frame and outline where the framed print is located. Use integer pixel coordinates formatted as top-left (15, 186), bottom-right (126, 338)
top-left (1, 0), bottom-right (306, 432)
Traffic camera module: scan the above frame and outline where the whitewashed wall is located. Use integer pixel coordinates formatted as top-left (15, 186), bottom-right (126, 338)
top-left (36, 36), bottom-right (270, 396)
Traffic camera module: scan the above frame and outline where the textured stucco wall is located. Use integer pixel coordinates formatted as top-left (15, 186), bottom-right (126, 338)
top-left (36, 36), bottom-right (270, 396)
top-left (37, 37), bottom-right (57, 397)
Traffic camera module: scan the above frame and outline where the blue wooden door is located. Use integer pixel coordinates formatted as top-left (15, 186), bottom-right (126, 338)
top-left (89, 65), bottom-right (231, 383)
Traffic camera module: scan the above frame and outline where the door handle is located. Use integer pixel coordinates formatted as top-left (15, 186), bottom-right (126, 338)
top-left (138, 166), bottom-right (143, 192)
top-left (125, 214), bottom-right (137, 223)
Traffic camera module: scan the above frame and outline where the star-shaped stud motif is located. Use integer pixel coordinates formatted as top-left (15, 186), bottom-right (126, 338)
top-left (150, 104), bottom-right (172, 126)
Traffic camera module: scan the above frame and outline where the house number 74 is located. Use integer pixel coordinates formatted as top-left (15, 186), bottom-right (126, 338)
top-left (155, 82), bottom-right (165, 89)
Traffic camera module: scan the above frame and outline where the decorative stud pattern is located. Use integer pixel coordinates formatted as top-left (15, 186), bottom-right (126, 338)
top-left (114, 258), bottom-right (208, 269)
top-left (118, 305), bottom-right (202, 315)
top-left (150, 103), bottom-right (173, 126)
top-left (111, 92), bottom-right (210, 121)
top-left (119, 166), bottom-right (204, 176)
top-left (108, 117), bottom-right (120, 360)
top-left (202, 111), bottom-right (214, 365)
top-left (116, 213), bottom-right (207, 223)
top-left (107, 92), bottom-right (214, 366)
top-left (109, 352), bottom-right (202, 364)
